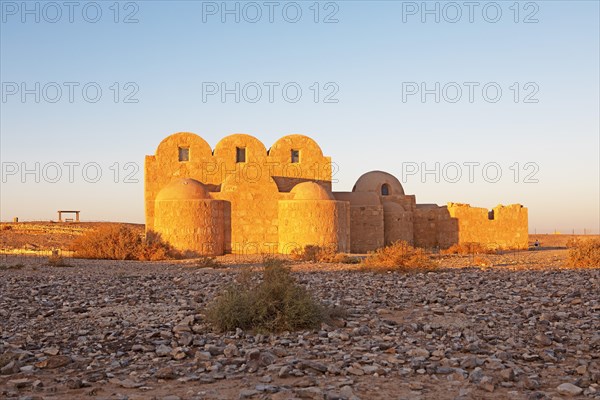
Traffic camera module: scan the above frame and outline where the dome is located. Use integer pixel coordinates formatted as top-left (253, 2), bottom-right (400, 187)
top-left (353, 171), bottom-right (405, 196)
top-left (156, 178), bottom-right (210, 201)
top-left (383, 201), bottom-right (406, 212)
top-left (290, 182), bottom-right (335, 201)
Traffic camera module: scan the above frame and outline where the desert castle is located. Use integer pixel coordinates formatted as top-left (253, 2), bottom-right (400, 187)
top-left (145, 133), bottom-right (528, 255)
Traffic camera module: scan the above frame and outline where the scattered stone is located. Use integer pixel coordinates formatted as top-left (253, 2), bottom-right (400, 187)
top-left (556, 383), bottom-right (583, 396)
top-left (156, 367), bottom-right (176, 380)
top-left (155, 344), bottom-right (172, 357)
top-left (0, 251), bottom-right (597, 399)
top-left (35, 355), bottom-right (70, 369)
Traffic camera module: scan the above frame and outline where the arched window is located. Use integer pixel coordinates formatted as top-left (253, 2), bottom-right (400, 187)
top-left (381, 183), bottom-right (390, 196)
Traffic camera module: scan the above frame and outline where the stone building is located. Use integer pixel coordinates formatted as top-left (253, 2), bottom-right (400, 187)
top-left (145, 132), bottom-right (528, 255)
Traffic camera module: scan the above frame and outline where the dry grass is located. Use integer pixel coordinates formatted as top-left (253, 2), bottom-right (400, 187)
top-left (206, 262), bottom-right (326, 333)
top-left (566, 238), bottom-right (600, 268)
top-left (71, 225), bottom-right (176, 261)
top-left (363, 241), bottom-right (434, 271)
top-left (441, 242), bottom-right (496, 255)
top-left (291, 245), bottom-right (360, 264)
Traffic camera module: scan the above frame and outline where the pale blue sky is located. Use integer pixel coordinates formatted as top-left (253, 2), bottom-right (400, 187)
top-left (1, 0), bottom-right (599, 233)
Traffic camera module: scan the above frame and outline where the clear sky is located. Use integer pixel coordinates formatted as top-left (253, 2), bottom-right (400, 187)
top-left (1, 0), bottom-right (599, 234)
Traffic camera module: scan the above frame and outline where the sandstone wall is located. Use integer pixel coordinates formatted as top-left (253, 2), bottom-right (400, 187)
top-left (212, 174), bottom-right (281, 254)
top-left (333, 192), bottom-right (384, 253)
top-left (146, 132), bottom-right (529, 255)
top-left (154, 199), bottom-right (225, 256)
top-left (146, 133), bottom-right (332, 254)
top-left (145, 133), bottom-right (332, 234)
top-left (447, 203), bottom-right (529, 249)
top-left (413, 206), bottom-right (450, 248)
top-left (383, 202), bottom-right (414, 246)
top-left (278, 200), bottom-right (350, 254)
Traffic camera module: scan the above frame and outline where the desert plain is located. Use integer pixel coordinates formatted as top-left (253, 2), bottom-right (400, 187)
top-left (0, 222), bottom-right (599, 400)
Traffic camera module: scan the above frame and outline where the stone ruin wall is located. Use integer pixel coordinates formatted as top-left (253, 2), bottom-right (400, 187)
top-left (145, 132), bottom-right (529, 255)
top-left (146, 133), bottom-right (335, 254)
top-left (447, 203), bottom-right (529, 250)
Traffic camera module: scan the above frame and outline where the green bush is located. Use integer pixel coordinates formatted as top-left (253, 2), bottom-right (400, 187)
top-left (206, 263), bottom-right (326, 333)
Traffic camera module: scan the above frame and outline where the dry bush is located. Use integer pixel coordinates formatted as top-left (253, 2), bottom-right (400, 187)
top-left (206, 263), bottom-right (325, 333)
top-left (363, 241), bottom-right (433, 271)
top-left (565, 238), bottom-right (580, 248)
top-left (291, 244), bottom-right (323, 262)
top-left (139, 240), bottom-right (178, 261)
top-left (1, 225), bottom-right (13, 231)
top-left (0, 263), bottom-right (24, 270)
top-left (442, 242), bottom-right (495, 255)
top-left (472, 256), bottom-right (493, 267)
top-left (71, 225), bottom-right (141, 260)
top-left (193, 256), bottom-right (223, 269)
top-left (291, 245), bottom-right (359, 264)
top-left (47, 254), bottom-right (71, 267)
top-left (262, 255), bottom-right (288, 268)
top-left (331, 253), bottom-right (361, 264)
top-left (567, 239), bottom-right (600, 268)
top-left (71, 225), bottom-right (176, 261)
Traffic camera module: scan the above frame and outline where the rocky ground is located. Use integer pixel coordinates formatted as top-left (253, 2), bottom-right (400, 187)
top-left (0, 250), bottom-right (599, 400)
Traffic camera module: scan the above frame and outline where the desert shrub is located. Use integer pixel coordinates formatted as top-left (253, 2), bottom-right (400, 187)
top-left (567, 239), bottom-right (600, 268)
top-left (0, 263), bottom-right (24, 270)
top-left (206, 264), bottom-right (325, 333)
top-left (442, 242), bottom-right (495, 255)
top-left (137, 241), bottom-right (171, 261)
top-left (71, 225), bottom-right (141, 260)
top-left (472, 256), bottom-right (492, 267)
top-left (47, 254), bottom-right (71, 267)
top-left (192, 256), bottom-right (223, 269)
top-left (363, 241), bottom-right (433, 271)
top-left (331, 253), bottom-right (361, 264)
top-left (291, 245), bottom-right (359, 264)
top-left (291, 244), bottom-right (322, 262)
top-left (565, 238), bottom-right (580, 248)
top-left (1, 225), bottom-right (12, 231)
top-left (71, 225), bottom-right (176, 261)
top-left (262, 255), bottom-right (288, 268)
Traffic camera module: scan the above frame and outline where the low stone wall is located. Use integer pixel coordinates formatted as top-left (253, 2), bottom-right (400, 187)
top-left (448, 203), bottom-right (529, 249)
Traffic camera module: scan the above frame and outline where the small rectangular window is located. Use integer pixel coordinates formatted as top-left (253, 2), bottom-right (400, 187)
top-left (236, 147), bottom-right (246, 163)
top-left (178, 147), bottom-right (189, 162)
top-left (381, 184), bottom-right (390, 196)
top-left (291, 149), bottom-right (300, 163)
